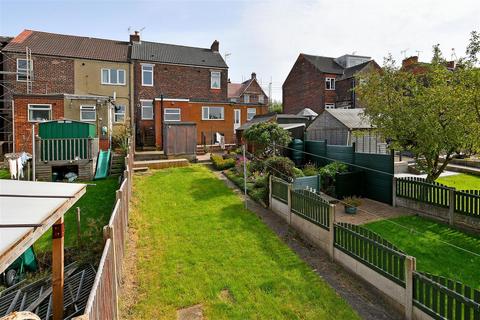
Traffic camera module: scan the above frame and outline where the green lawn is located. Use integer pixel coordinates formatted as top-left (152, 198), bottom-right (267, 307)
top-left (0, 168), bottom-right (9, 179)
top-left (437, 173), bottom-right (480, 190)
top-left (126, 165), bottom-right (359, 319)
top-left (35, 177), bottom-right (119, 261)
top-left (365, 216), bottom-right (480, 289)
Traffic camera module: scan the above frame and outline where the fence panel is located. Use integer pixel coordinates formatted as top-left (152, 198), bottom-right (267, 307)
top-left (293, 175), bottom-right (320, 191)
top-left (291, 189), bottom-right (330, 230)
top-left (413, 271), bottom-right (480, 320)
top-left (396, 177), bottom-right (450, 208)
top-left (272, 178), bottom-right (289, 204)
top-left (455, 190), bottom-right (480, 218)
top-left (334, 222), bottom-right (406, 286)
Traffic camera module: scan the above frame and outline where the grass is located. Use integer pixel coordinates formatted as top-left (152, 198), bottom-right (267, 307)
top-left (34, 177), bottom-right (119, 260)
top-left (0, 168), bottom-right (9, 179)
top-left (437, 173), bottom-right (480, 190)
top-left (223, 168), bottom-right (268, 205)
top-left (365, 215), bottom-right (480, 289)
top-left (126, 165), bottom-right (359, 319)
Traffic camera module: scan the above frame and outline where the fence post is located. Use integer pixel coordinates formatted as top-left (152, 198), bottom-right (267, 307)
top-left (404, 255), bottom-right (416, 320)
top-left (268, 175), bottom-right (272, 209)
top-left (76, 207), bottom-right (81, 246)
top-left (448, 188), bottom-right (455, 226)
top-left (102, 225), bottom-right (119, 320)
top-left (287, 183), bottom-right (292, 225)
top-left (328, 204), bottom-right (335, 261)
top-left (392, 177), bottom-right (397, 207)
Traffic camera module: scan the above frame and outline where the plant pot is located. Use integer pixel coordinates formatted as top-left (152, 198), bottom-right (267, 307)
top-left (344, 205), bottom-right (357, 214)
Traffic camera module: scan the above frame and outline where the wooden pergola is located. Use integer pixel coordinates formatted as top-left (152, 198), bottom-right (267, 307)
top-left (0, 180), bottom-right (86, 320)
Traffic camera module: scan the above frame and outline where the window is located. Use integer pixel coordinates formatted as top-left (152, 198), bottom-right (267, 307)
top-left (325, 103), bottom-right (335, 109)
top-left (244, 94), bottom-right (250, 103)
top-left (28, 104), bottom-right (51, 122)
top-left (80, 105), bottom-right (96, 121)
top-left (210, 71), bottom-right (221, 89)
top-left (17, 58), bottom-right (33, 81)
top-left (258, 95), bottom-right (264, 104)
top-left (142, 64), bottom-right (154, 86)
top-left (202, 106), bottom-right (224, 120)
top-left (164, 108), bottom-right (181, 121)
top-left (114, 105), bottom-right (126, 123)
top-left (141, 100), bottom-right (153, 119)
top-left (325, 77), bottom-right (335, 90)
top-left (101, 68), bottom-right (126, 85)
top-left (247, 108), bottom-right (256, 121)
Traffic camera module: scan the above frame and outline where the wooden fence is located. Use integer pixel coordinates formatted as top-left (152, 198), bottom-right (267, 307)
top-left (413, 271), bottom-right (480, 320)
top-left (74, 141), bottom-right (134, 320)
top-left (291, 189), bottom-right (330, 230)
top-left (455, 190), bottom-right (480, 218)
top-left (271, 178), bottom-right (289, 204)
top-left (334, 222), bottom-right (407, 286)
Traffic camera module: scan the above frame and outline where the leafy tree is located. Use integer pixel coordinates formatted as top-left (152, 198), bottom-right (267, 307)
top-left (357, 34), bottom-right (480, 182)
top-left (264, 156), bottom-right (296, 181)
top-left (243, 122), bottom-right (292, 158)
top-left (270, 100), bottom-right (283, 113)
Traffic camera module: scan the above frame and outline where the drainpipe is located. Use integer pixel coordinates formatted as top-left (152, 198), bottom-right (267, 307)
top-left (160, 93), bottom-right (164, 150)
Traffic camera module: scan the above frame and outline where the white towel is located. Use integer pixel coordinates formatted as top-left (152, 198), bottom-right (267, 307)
top-left (17, 158), bottom-right (24, 179)
top-left (9, 159), bottom-right (17, 179)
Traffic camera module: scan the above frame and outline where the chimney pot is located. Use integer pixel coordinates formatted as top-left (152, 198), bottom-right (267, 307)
top-left (251, 72), bottom-right (256, 79)
top-left (211, 40), bottom-right (219, 52)
top-left (130, 31), bottom-right (140, 44)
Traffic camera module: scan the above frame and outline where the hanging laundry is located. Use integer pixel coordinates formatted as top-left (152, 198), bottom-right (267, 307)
top-left (8, 158), bottom-right (17, 179)
top-left (17, 157), bottom-right (24, 179)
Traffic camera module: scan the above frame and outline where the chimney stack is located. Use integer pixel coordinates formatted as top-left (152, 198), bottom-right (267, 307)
top-left (402, 56), bottom-right (418, 68)
top-left (210, 40), bottom-right (219, 52)
top-left (251, 72), bottom-right (256, 80)
top-left (130, 31), bottom-right (140, 44)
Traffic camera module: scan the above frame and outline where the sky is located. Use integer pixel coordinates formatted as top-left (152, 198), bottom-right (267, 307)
top-left (1, 0), bottom-right (479, 100)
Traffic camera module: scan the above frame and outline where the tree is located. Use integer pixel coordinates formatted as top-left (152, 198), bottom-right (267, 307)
top-left (270, 100), bottom-right (283, 113)
top-left (243, 122), bottom-right (292, 158)
top-left (356, 36), bottom-right (480, 182)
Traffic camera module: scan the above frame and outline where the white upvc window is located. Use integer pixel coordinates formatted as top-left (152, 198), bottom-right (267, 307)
top-left (141, 100), bottom-right (153, 120)
top-left (247, 108), bottom-right (256, 121)
top-left (202, 106), bottom-right (224, 120)
top-left (210, 71), bottom-right (221, 89)
top-left (17, 58), bottom-right (33, 81)
top-left (80, 105), bottom-right (96, 121)
top-left (101, 68), bottom-right (126, 85)
top-left (258, 94), bottom-right (264, 104)
top-left (114, 105), bottom-right (126, 123)
top-left (325, 77), bottom-right (336, 90)
top-left (28, 104), bottom-right (51, 122)
top-left (164, 108), bottom-right (181, 121)
top-left (142, 64), bottom-right (154, 86)
top-left (244, 94), bottom-right (250, 103)
top-left (325, 103), bottom-right (335, 109)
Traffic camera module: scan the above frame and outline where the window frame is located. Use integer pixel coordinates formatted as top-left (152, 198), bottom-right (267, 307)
top-left (141, 64), bottom-right (154, 87)
top-left (101, 68), bottom-right (126, 85)
top-left (210, 71), bottom-right (221, 89)
top-left (244, 94), bottom-right (250, 103)
top-left (325, 77), bottom-right (336, 90)
top-left (247, 108), bottom-right (256, 121)
top-left (325, 103), bottom-right (335, 109)
top-left (114, 104), bottom-right (126, 123)
top-left (140, 100), bottom-right (154, 120)
top-left (17, 58), bottom-right (33, 82)
top-left (164, 108), bottom-right (181, 122)
top-left (80, 105), bottom-right (97, 122)
top-left (202, 106), bottom-right (224, 120)
top-left (258, 94), bottom-right (264, 104)
top-left (27, 104), bottom-right (52, 122)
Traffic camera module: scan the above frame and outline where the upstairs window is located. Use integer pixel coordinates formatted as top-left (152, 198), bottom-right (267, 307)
top-left (17, 58), bottom-right (33, 81)
top-left (28, 104), bottom-right (51, 122)
top-left (247, 108), bottom-right (256, 121)
top-left (102, 68), bottom-right (126, 85)
top-left (141, 100), bottom-right (153, 119)
top-left (202, 106), bottom-right (224, 120)
top-left (142, 64), bottom-right (154, 86)
top-left (325, 77), bottom-right (335, 90)
top-left (114, 105), bottom-right (126, 123)
top-left (244, 94), bottom-right (250, 103)
top-left (164, 108), bottom-right (181, 121)
top-left (80, 105), bottom-right (96, 121)
top-left (325, 103), bottom-right (335, 109)
top-left (258, 95), bottom-right (264, 104)
top-left (210, 71), bottom-right (221, 89)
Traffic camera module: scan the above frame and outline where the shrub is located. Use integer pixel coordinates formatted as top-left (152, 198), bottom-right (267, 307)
top-left (211, 154), bottom-right (235, 170)
top-left (302, 163), bottom-right (318, 176)
top-left (264, 156), bottom-right (296, 181)
top-left (243, 122), bottom-right (292, 158)
top-left (319, 161), bottom-right (348, 179)
top-left (293, 167), bottom-right (304, 177)
top-left (111, 125), bottom-right (130, 154)
top-left (343, 196), bottom-right (362, 207)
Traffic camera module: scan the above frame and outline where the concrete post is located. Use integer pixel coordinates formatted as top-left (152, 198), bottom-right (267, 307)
top-left (287, 184), bottom-right (292, 225)
top-left (269, 175), bottom-right (273, 210)
top-left (448, 188), bottom-right (455, 226)
top-left (392, 176), bottom-right (397, 207)
top-left (404, 256), bottom-right (416, 320)
top-left (328, 204), bottom-right (335, 261)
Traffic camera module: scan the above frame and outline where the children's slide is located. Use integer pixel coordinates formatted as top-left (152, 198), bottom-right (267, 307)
top-left (94, 149), bottom-right (111, 180)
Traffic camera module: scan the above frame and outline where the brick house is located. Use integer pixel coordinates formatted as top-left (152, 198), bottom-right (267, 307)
top-left (400, 55), bottom-right (457, 74)
top-left (130, 33), bottom-right (267, 149)
top-left (282, 54), bottom-right (380, 115)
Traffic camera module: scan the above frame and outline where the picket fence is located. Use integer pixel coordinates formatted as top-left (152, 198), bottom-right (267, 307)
top-left (270, 176), bottom-right (479, 320)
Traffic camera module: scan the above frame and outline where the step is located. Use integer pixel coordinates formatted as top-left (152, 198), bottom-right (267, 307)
top-left (133, 167), bottom-right (149, 172)
top-left (133, 159), bottom-right (189, 170)
top-left (134, 151), bottom-right (167, 162)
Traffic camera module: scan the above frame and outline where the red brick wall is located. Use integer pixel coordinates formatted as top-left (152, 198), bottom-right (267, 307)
top-left (240, 79), bottom-right (269, 105)
top-left (283, 54), bottom-right (338, 115)
top-left (151, 100), bottom-right (268, 147)
top-left (13, 95), bottom-right (64, 154)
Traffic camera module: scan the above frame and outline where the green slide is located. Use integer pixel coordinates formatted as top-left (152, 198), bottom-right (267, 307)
top-left (94, 149), bottom-right (111, 180)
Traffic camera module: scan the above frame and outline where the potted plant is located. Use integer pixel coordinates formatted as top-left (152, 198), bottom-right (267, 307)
top-left (343, 196), bottom-right (362, 214)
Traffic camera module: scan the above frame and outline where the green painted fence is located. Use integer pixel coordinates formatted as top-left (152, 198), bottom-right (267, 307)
top-left (291, 189), bottom-right (330, 230)
top-left (334, 222), bottom-right (406, 286)
top-left (455, 190), bottom-right (480, 218)
top-left (413, 271), bottom-right (480, 320)
top-left (396, 177), bottom-right (451, 208)
top-left (293, 175), bottom-right (321, 191)
top-left (271, 178), bottom-right (289, 204)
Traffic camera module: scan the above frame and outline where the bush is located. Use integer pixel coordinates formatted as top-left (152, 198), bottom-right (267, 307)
top-left (302, 163), bottom-right (318, 176)
top-left (264, 156), bottom-right (296, 181)
top-left (111, 125), bottom-right (130, 154)
top-left (211, 154), bottom-right (235, 170)
top-left (293, 167), bottom-right (304, 177)
top-left (319, 161), bottom-right (348, 179)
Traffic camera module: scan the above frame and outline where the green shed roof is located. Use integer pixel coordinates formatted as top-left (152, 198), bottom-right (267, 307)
top-left (38, 120), bottom-right (96, 139)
